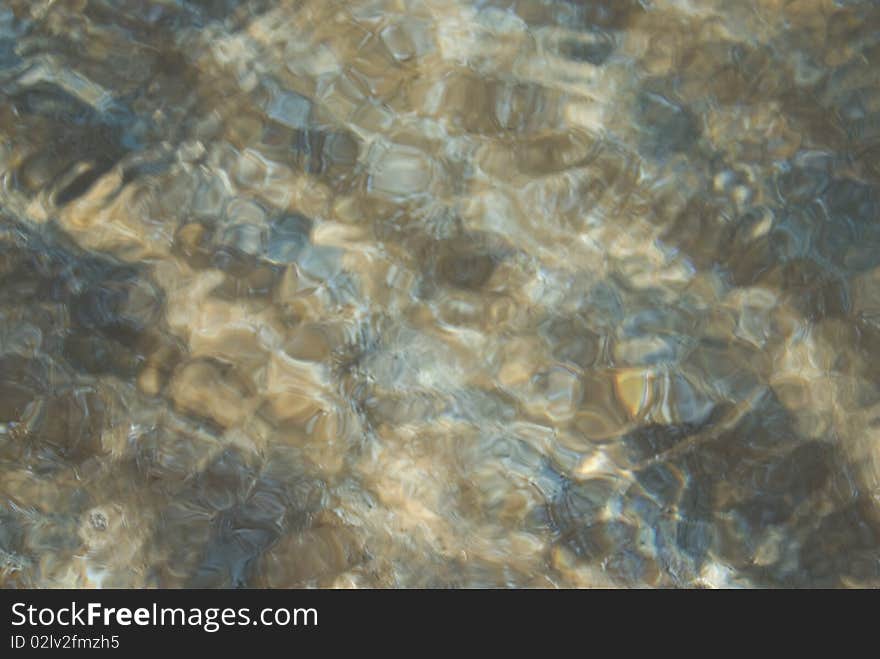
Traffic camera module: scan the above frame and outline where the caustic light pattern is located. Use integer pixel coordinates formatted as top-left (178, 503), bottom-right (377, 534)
top-left (1, 0), bottom-right (880, 588)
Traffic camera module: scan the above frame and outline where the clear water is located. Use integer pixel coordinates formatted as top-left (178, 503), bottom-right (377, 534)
top-left (1, 0), bottom-right (880, 588)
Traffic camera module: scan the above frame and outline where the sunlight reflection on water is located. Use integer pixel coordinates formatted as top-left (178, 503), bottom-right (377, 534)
top-left (1, 0), bottom-right (879, 588)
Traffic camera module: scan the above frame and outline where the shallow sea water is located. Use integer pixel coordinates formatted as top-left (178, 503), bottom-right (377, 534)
top-left (1, 0), bottom-right (880, 588)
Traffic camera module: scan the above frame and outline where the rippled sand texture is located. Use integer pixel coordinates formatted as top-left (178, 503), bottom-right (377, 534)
top-left (1, 0), bottom-right (880, 588)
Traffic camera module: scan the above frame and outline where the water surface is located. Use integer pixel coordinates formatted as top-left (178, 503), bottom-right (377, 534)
top-left (1, 0), bottom-right (880, 588)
